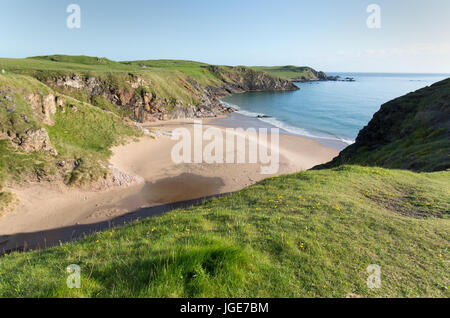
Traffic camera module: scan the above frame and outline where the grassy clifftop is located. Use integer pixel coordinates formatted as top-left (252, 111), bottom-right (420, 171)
top-left (0, 56), bottom-right (298, 120)
top-left (320, 78), bottom-right (450, 172)
top-left (251, 65), bottom-right (329, 81)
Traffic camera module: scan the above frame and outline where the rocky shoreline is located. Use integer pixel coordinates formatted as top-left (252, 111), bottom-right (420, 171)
top-left (42, 66), bottom-right (298, 123)
top-left (292, 74), bottom-right (355, 82)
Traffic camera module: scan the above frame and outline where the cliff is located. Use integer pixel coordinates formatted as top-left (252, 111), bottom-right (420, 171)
top-left (319, 78), bottom-right (450, 172)
top-left (250, 65), bottom-right (331, 82)
top-left (1, 56), bottom-right (298, 123)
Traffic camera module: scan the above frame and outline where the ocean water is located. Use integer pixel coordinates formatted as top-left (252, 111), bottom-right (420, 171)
top-left (220, 73), bottom-right (449, 149)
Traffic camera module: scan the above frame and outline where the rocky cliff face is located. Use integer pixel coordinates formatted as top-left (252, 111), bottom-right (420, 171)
top-left (291, 68), bottom-right (329, 82)
top-left (319, 78), bottom-right (450, 172)
top-left (207, 66), bottom-right (299, 93)
top-left (42, 66), bottom-right (297, 123)
top-left (0, 87), bottom-right (59, 156)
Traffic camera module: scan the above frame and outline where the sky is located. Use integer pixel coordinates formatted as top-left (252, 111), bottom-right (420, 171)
top-left (1, 0), bottom-right (449, 73)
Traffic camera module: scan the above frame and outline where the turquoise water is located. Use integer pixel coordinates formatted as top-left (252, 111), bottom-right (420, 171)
top-left (221, 73), bottom-right (449, 146)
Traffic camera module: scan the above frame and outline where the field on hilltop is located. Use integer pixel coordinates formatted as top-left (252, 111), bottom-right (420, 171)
top-left (250, 65), bottom-right (328, 81)
top-left (0, 56), bottom-right (223, 106)
top-left (0, 56), bottom-right (299, 108)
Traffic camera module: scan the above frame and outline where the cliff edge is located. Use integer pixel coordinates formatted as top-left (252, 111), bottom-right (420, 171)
top-left (319, 78), bottom-right (450, 172)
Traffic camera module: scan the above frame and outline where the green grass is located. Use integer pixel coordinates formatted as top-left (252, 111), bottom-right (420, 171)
top-left (0, 140), bottom-right (56, 184)
top-left (47, 97), bottom-right (139, 161)
top-left (0, 56), bottom-right (226, 106)
top-left (0, 74), bottom-right (57, 185)
top-left (46, 96), bottom-right (141, 185)
top-left (250, 65), bottom-right (322, 80)
top-left (1, 166), bottom-right (448, 297)
top-left (0, 191), bottom-right (16, 217)
top-left (0, 56), bottom-right (302, 109)
top-left (123, 59), bottom-right (224, 87)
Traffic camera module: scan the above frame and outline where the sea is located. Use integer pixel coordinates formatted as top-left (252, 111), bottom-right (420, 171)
top-left (216, 73), bottom-right (449, 150)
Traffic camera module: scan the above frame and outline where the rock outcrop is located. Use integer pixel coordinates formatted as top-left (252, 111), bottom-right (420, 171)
top-left (19, 128), bottom-right (58, 156)
top-left (89, 163), bottom-right (144, 191)
top-left (27, 93), bottom-right (57, 125)
top-left (0, 88), bottom-right (58, 155)
top-left (207, 66), bottom-right (299, 92)
top-left (291, 69), bottom-right (331, 82)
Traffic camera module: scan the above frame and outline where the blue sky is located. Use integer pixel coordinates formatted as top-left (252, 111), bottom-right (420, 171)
top-left (1, 0), bottom-right (449, 72)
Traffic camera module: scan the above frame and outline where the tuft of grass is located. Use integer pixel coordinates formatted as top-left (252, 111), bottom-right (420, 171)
top-left (0, 139), bottom-right (56, 185)
top-left (0, 166), bottom-right (448, 297)
top-left (0, 191), bottom-right (16, 217)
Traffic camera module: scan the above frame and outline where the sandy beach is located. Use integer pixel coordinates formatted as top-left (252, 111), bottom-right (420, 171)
top-left (0, 116), bottom-right (339, 249)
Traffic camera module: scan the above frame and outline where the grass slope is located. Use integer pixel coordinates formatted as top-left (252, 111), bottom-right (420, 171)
top-left (0, 56), bottom-right (262, 108)
top-left (0, 57), bottom-right (215, 107)
top-left (321, 78), bottom-right (450, 172)
top-left (0, 166), bottom-right (448, 297)
top-left (250, 65), bottom-right (324, 81)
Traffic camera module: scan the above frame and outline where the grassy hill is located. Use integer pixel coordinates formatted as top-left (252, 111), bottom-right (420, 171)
top-left (0, 166), bottom-right (448, 297)
top-left (0, 56), bottom-right (219, 109)
top-left (250, 65), bottom-right (328, 81)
